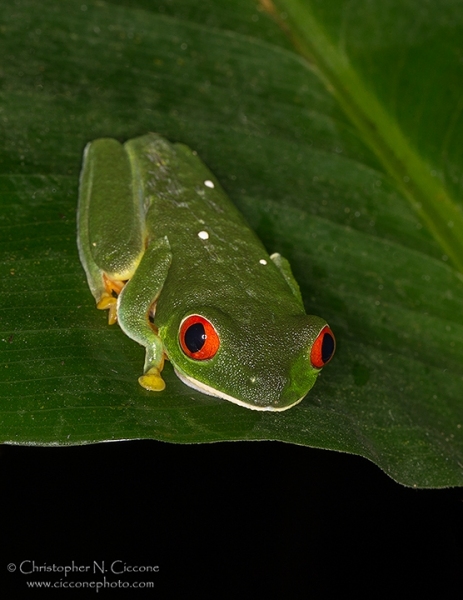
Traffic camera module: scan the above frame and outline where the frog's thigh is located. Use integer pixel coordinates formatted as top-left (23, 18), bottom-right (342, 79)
top-left (117, 236), bottom-right (172, 391)
top-left (78, 138), bottom-right (145, 304)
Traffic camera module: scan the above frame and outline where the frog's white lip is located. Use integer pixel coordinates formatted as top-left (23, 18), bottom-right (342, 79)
top-left (173, 368), bottom-right (304, 412)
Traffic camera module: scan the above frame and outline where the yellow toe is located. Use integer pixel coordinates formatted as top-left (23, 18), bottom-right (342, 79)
top-left (138, 367), bottom-right (166, 392)
top-left (97, 295), bottom-right (118, 325)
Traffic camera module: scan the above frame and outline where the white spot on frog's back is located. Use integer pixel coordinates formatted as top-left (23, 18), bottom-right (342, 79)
top-left (259, 259), bottom-right (267, 265)
top-left (204, 180), bottom-right (215, 189)
top-left (198, 230), bottom-right (209, 240)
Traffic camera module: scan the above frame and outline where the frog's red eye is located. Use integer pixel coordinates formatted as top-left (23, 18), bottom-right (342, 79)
top-left (179, 315), bottom-right (220, 360)
top-left (310, 325), bottom-right (336, 368)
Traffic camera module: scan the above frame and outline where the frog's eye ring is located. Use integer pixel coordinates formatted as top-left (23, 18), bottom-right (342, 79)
top-left (179, 315), bottom-right (220, 360)
top-left (310, 325), bottom-right (336, 368)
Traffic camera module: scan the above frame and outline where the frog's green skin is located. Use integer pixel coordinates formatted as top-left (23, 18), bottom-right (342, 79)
top-left (77, 133), bottom-right (334, 411)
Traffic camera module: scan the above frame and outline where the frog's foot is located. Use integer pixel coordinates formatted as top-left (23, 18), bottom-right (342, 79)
top-left (139, 367), bottom-right (166, 392)
top-left (97, 293), bottom-right (118, 325)
top-left (97, 275), bottom-right (127, 325)
top-left (104, 275), bottom-right (125, 293)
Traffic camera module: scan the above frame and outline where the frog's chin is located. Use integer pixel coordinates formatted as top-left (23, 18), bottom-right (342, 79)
top-left (173, 367), bottom-right (304, 412)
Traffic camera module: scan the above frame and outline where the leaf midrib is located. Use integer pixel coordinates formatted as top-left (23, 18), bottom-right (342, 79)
top-left (260, 0), bottom-right (463, 275)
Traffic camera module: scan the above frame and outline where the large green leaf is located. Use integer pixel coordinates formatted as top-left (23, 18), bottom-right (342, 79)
top-left (1, 0), bottom-right (462, 487)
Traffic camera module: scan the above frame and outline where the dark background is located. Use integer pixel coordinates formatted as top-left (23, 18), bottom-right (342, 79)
top-left (1, 441), bottom-right (463, 596)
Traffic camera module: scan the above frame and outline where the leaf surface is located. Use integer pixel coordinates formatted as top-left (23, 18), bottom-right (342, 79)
top-left (1, 0), bottom-right (463, 487)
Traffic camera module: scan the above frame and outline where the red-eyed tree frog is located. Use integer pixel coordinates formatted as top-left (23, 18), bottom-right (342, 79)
top-left (77, 133), bottom-right (335, 411)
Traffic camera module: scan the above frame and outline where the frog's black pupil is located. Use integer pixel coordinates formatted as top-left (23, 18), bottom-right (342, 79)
top-left (185, 322), bottom-right (206, 353)
top-left (322, 333), bottom-right (335, 364)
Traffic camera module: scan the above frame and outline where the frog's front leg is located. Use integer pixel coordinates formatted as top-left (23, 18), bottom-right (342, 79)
top-left (270, 252), bottom-right (305, 308)
top-left (117, 236), bottom-right (173, 391)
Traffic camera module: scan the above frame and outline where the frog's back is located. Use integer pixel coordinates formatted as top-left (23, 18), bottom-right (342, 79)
top-left (124, 134), bottom-right (304, 319)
